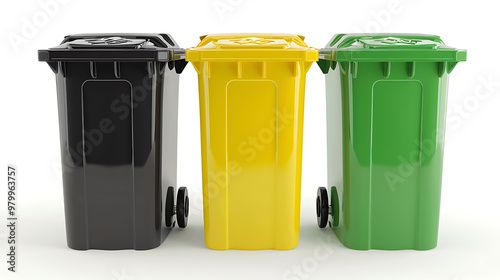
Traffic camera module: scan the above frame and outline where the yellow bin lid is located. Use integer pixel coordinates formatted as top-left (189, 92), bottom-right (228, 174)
top-left (186, 33), bottom-right (318, 62)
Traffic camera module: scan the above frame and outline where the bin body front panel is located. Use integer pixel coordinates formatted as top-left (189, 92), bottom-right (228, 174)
top-left (327, 61), bottom-right (448, 250)
top-left (227, 80), bottom-right (277, 249)
top-left (55, 61), bottom-right (178, 250)
top-left (82, 80), bottom-right (135, 249)
top-left (197, 61), bottom-right (307, 250)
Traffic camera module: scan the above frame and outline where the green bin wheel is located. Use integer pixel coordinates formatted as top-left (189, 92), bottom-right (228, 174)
top-left (317, 187), bottom-right (329, 228)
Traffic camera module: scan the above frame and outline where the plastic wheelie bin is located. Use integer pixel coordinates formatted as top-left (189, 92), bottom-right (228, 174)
top-left (186, 34), bottom-right (318, 250)
top-left (38, 34), bottom-right (189, 250)
top-left (315, 34), bottom-right (466, 250)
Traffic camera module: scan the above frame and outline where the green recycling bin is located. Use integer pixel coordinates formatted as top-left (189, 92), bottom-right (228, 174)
top-left (315, 34), bottom-right (466, 250)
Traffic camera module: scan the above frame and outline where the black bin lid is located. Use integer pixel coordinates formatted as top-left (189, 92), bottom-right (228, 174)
top-left (38, 33), bottom-right (184, 62)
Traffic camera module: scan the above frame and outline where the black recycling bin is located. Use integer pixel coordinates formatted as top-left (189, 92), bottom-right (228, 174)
top-left (39, 34), bottom-right (189, 250)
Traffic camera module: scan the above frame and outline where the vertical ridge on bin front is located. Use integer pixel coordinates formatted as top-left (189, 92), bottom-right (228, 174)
top-left (90, 62), bottom-right (97, 78)
top-left (383, 62), bottom-right (391, 78)
top-left (114, 62), bottom-right (121, 78)
top-left (131, 80), bottom-right (136, 250)
top-left (274, 87), bottom-right (278, 249)
top-left (408, 62), bottom-right (416, 78)
top-left (368, 86), bottom-right (374, 250)
top-left (225, 83), bottom-right (230, 250)
top-left (237, 62), bottom-right (242, 78)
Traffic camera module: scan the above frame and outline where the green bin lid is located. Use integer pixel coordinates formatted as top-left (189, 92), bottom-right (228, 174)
top-left (319, 33), bottom-right (466, 62)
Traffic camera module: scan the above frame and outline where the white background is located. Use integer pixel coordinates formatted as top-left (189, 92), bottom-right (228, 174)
top-left (0, 0), bottom-right (499, 279)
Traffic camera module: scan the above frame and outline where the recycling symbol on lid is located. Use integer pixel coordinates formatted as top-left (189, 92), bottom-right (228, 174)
top-left (85, 37), bottom-right (131, 45)
top-left (232, 38), bottom-right (274, 45)
top-left (380, 37), bottom-right (421, 45)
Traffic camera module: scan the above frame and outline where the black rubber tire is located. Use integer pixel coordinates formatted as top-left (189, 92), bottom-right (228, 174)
top-left (317, 187), bottom-right (329, 228)
top-left (165, 186), bottom-right (175, 228)
top-left (176, 187), bottom-right (189, 228)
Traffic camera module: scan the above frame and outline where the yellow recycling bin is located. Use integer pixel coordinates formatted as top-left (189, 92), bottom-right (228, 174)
top-left (186, 34), bottom-right (317, 250)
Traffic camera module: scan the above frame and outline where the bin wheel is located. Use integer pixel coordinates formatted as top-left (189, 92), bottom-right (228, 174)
top-left (165, 186), bottom-right (175, 228)
top-left (176, 187), bottom-right (189, 228)
top-left (317, 187), bottom-right (329, 228)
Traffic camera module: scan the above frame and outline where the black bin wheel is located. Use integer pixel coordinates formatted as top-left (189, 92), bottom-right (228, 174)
top-left (317, 187), bottom-right (329, 228)
top-left (176, 187), bottom-right (189, 228)
top-left (165, 186), bottom-right (175, 228)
